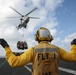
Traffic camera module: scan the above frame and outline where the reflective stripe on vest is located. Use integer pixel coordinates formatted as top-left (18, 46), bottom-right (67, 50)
top-left (35, 48), bottom-right (58, 53)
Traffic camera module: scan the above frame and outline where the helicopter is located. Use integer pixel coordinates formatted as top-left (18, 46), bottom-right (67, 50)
top-left (7, 6), bottom-right (39, 50)
top-left (9, 6), bottom-right (39, 30)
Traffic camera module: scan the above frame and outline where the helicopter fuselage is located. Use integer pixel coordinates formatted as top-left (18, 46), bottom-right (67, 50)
top-left (9, 6), bottom-right (38, 30)
top-left (17, 17), bottom-right (30, 30)
top-left (22, 17), bottom-right (29, 24)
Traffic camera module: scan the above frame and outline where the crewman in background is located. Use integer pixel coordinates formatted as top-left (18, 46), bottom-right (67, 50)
top-left (0, 27), bottom-right (76, 75)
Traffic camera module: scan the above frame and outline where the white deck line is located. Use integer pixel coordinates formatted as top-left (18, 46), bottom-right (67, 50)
top-left (24, 65), bottom-right (76, 74)
top-left (24, 66), bottom-right (31, 72)
top-left (0, 61), bottom-right (6, 67)
top-left (59, 67), bottom-right (76, 75)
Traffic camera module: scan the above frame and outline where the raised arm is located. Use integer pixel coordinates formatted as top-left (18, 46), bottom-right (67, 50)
top-left (59, 39), bottom-right (76, 62)
top-left (0, 39), bottom-right (33, 67)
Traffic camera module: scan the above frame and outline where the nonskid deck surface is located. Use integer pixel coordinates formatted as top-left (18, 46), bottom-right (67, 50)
top-left (0, 58), bottom-right (76, 75)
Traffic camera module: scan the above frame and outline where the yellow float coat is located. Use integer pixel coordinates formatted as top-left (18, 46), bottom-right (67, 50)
top-left (5, 41), bottom-right (76, 67)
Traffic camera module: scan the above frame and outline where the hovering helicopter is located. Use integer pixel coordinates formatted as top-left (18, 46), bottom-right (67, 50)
top-left (7, 6), bottom-right (39, 50)
top-left (9, 6), bottom-right (39, 30)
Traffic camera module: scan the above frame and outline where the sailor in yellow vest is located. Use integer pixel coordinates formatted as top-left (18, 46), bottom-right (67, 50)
top-left (0, 27), bottom-right (76, 75)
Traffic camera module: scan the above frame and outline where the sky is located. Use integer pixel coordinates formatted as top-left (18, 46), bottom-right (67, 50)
top-left (0, 0), bottom-right (76, 57)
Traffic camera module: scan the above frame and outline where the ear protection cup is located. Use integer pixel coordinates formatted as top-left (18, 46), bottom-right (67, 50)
top-left (49, 35), bottom-right (53, 42)
top-left (34, 34), bottom-right (38, 41)
top-left (34, 31), bottom-right (39, 41)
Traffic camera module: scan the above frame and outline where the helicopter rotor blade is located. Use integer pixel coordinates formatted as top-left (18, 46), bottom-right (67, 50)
top-left (6, 17), bottom-right (21, 18)
top-left (9, 6), bottom-right (24, 17)
top-left (29, 17), bottom-right (39, 19)
top-left (25, 7), bottom-right (38, 16)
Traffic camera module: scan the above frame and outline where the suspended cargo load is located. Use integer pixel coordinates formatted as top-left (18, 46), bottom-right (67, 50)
top-left (17, 41), bottom-right (28, 50)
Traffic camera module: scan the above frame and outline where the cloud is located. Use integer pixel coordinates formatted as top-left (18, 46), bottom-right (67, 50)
top-left (60, 33), bottom-right (76, 51)
top-left (52, 37), bottom-right (61, 45)
top-left (62, 33), bottom-right (76, 44)
top-left (0, 0), bottom-right (64, 57)
top-left (50, 33), bottom-right (76, 52)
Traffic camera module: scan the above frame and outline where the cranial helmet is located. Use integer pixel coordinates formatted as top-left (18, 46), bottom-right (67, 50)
top-left (34, 27), bottom-right (53, 42)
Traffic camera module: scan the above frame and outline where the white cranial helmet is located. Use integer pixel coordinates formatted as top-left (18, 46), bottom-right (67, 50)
top-left (34, 27), bottom-right (53, 42)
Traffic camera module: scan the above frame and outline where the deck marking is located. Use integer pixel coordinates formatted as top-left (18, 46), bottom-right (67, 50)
top-left (24, 65), bottom-right (31, 72)
top-left (0, 61), bottom-right (6, 67)
top-left (24, 65), bottom-right (76, 74)
top-left (59, 67), bottom-right (76, 74)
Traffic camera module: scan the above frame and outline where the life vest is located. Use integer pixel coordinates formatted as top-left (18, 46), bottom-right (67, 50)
top-left (32, 44), bottom-right (59, 75)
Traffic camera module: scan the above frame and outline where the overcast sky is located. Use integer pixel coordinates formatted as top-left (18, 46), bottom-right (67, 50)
top-left (0, 0), bottom-right (76, 57)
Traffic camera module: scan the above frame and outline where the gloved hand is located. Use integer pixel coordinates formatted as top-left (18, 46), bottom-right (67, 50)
top-left (0, 38), bottom-right (9, 48)
top-left (71, 39), bottom-right (76, 45)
